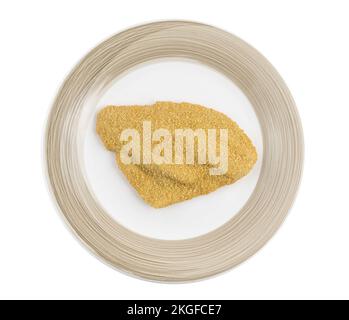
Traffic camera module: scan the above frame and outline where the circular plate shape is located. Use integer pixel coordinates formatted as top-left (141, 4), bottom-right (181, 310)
top-left (45, 21), bottom-right (303, 282)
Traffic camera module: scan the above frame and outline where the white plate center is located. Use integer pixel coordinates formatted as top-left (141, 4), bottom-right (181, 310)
top-left (83, 59), bottom-right (263, 240)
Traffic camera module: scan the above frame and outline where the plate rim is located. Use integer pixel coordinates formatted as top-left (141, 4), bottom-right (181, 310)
top-left (45, 20), bottom-right (304, 282)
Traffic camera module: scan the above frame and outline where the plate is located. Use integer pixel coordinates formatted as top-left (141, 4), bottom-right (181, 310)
top-left (45, 21), bottom-right (303, 282)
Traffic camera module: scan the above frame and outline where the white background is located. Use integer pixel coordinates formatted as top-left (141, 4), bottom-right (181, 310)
top-left (0, 0), bottom-right (348, 300)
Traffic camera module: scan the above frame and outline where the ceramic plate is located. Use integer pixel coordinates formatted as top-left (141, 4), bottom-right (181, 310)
top-left (45, 21), bottom-right (303, 282)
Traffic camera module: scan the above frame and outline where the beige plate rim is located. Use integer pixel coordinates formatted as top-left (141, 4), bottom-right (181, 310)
top-left (45, 20), bottom-right (304, 282)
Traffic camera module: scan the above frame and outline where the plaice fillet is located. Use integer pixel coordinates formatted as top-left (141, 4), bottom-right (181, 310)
top-left (96, 101), bottom-right (257, 208)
